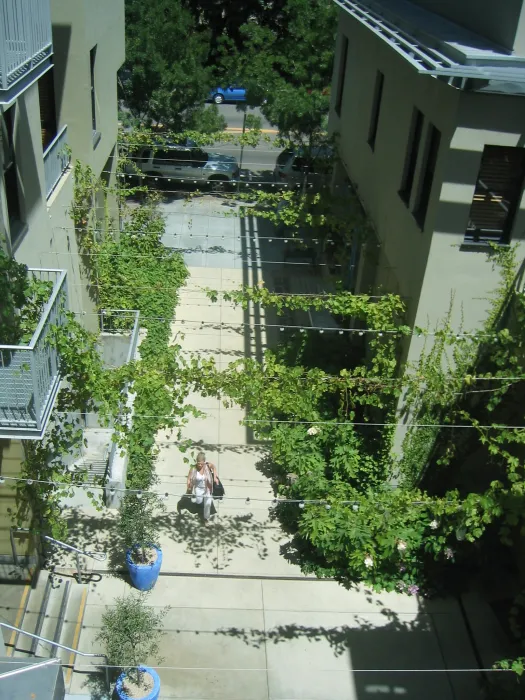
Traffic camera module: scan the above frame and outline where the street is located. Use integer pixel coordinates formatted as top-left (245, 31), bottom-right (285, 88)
top-left (211, 103), bottom-right (281, 178)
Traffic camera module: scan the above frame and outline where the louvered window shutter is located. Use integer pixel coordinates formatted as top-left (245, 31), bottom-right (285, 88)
top-left (466, 145), bottom-right (525, 244)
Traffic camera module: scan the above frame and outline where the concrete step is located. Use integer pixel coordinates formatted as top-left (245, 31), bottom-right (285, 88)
top-left (10, 570), bottom-right (90, 666)
top-left (58, 582), bottom-right (89, 669)
top-left (12, 571), bottom-right (52, 656)
top-left (33, 577), bottom-right (71, 658)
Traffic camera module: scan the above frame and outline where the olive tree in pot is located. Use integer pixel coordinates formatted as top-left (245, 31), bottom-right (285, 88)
top-left (97, 592), bottom-right (168, 700)
top-left (118, 492), bottom-right (165, 590)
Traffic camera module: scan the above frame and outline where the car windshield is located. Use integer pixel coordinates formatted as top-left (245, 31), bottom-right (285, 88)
top-left (277, 149), bottom-right (294, 166)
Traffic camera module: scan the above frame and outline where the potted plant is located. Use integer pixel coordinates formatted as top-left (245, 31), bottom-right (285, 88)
top-left (118, 492), bottom-right (165, 590)
top-left (97, 592), bottom-right (168, 700)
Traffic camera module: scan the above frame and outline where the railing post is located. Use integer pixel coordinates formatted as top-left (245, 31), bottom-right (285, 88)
top-left (0, 3), bottom-right (6, 90)
top-left (9, 529), bottom-right (19, 567)
top-left (29, 349), bottom-right (42, 433)
top-left (76, 551), bottom-right (83, 584)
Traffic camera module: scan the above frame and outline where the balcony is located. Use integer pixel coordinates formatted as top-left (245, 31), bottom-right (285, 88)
top-left (59, 310), bottom-right (141, 508)
top-left (0, 0), bottom-right (53, 105)
top-left (43, 125), bottom-right (70, 199)
top-left (0, 269), bottom-right (67, 440)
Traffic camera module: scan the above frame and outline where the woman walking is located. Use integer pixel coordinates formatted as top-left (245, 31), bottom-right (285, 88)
top-left (186, 452), bottom-right (219, 524)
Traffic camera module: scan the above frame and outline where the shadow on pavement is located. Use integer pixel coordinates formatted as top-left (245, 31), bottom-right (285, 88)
top-left (64, 505), bottom-right (279, 574)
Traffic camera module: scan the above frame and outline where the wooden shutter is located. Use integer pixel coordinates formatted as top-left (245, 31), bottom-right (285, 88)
top-left (467, 145), bottom-right (525, 242)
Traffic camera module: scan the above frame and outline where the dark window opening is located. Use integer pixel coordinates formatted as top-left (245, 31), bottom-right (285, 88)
top-left (191, 149), bottom-right (208, 167)
top-left (1, 107), bottom-right (24, 243)
top-left (399, 108), bottom-right (424, 206)
top-left (335, 36), bottom-right (348, 117)
top-left (4, 162), bottom-right (21, 225)
top-left (367, 71), bottom-right (384, 151)
top-left (414, 123), bottom-right (441, 229)
top-left (465, 145), bottom-right (525, 245)
top-left (38, 68), bottom-right (58, 150)
top-left (90, 46), bottom-right (97, 132)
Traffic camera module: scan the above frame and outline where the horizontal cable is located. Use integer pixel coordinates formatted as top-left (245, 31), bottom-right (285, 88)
top-left (45, 231), bottom-right (355, 245)
top-left (0, 475), bottom-right (457, 508)
top-left (49, 410), bottom-right (525, 429)
top-left (121, 153), bottom-right (331, 171)
top-left (72, 310), bottom-right (501, 341)
top-left (0, 657), bottom-right (511, 672)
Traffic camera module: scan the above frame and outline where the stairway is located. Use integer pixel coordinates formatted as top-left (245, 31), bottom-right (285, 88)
top-left (4, 569), bottom-right (104, 698)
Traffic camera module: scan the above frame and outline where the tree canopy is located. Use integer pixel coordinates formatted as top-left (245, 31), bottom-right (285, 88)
top-left (216, 0), bottom-right (337, 149)
top-left (120, 0), bottom-right (224, 131)
top-left (120, 0), bottom-right (337, 141)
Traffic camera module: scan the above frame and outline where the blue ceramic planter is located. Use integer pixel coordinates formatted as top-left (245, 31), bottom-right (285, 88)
top-left (115, 665), bottom-right (160, 700)
top-left (126, 545), bottom-right (162, 591)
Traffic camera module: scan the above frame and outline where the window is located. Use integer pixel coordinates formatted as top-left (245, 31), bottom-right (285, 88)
top-left (38, 69), bottom-right (57, 150)
top-left (1, 107), bottom-right (24, 244)
top-left (399, 108), bottom-right (423, 205)
top-left (335, 36), bottom-right (348, 117)
top-left (367, 71), bottom-right (384, 151)
top-left (292, 156), bottom-right (308, 172)
top-left (191, 149), bottom-right (208, 167)
top-left (90, 45), bottom-right (99, 146)
top-left (465, 145), bottom-right (525, 244)
top-left (414, 123), bottom-right (441, 229)
top-left (152, 150), bottom-right (172, 165)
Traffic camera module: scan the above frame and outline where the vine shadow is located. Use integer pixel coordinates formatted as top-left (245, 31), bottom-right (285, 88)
top-left (212, 601), bottom-right (488, 700)
top-left (63, 503), bottom-right (279, 574)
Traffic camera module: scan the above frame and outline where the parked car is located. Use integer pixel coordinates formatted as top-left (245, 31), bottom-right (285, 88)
top-left (125, 144), bottom-right (240, 189)
top-left (208, 86), bottom-right (247, 104)
top-left (274, 145), bottom-right (334, 187)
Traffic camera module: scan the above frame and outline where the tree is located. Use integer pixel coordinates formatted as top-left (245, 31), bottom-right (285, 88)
top-left (184, 0), bottom-right (288, 56)
top-left (217, 0), bottom-right (337, 153)
top-left (120, 0), bottom-right (225, 132)
top-left (118, 493), bottom-right (165, 564)
top-left (97, 592), bottom-right (167, 690)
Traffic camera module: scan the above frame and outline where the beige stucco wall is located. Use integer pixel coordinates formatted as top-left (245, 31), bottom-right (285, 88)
top-left (330, 10), bottom-right (461, 329)
top-left (0, 82), bottom-right (98, 330)
top-left (0, 440), bottom-right (32, 557)
top-left (50, 0), bottom-right (124, 185)
top-left (409, 0), bottom-right (525, 54)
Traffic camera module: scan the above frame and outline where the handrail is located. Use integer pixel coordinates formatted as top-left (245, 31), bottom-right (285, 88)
top-left (43, 124), bottom-right (68, 159)
top-left (0, 657), bottom-right (59, 678)
top-left (10, 528), bottom-right (106, 584)
top-left (0, 622), bottom-right (109, 692)
top-left (42, 535), bottom-right (107, 562)
top-left (11, 528), bottom-right (107, 562)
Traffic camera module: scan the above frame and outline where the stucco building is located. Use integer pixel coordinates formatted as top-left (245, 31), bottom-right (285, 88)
top-left (330, 0), bottom-right (525, 362)
top-left (0, 0), bottom-right (125, 562)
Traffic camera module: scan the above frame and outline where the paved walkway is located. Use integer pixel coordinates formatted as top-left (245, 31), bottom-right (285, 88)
top-left (63, 197), bottom-right (485, 698)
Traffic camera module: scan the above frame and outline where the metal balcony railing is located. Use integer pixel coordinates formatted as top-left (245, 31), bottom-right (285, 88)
top-left (0, 0), bottom-right (53, 104)
top-left (0, 269), bottom-right (67, 440)
top-left (43, 125), bottom-right (70, 199)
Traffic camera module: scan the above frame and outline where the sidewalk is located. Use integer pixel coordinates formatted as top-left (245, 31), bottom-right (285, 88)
top-left (62, 198), bottom-right (486, 699)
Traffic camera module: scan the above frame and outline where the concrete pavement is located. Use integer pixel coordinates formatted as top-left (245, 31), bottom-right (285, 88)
top-left (60, 195), bottom-right (488, 699)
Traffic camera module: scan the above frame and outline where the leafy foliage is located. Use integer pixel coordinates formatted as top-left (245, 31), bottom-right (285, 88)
top-left (0, 251), bottom-right (53, 345)
top-left (118, 493), bottom-right (165, 563)
top-left (121, 0), bottom-right (221, 131)
top-left (72, 164), bottom-right (193, 492)
top-left (97, 592), bottom-right (168, 687)
top-left (217, 0), bottom-right (337, 149)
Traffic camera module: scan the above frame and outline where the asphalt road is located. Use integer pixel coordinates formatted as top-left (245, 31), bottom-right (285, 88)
top-left (210, 103), bottom-right (281, 178)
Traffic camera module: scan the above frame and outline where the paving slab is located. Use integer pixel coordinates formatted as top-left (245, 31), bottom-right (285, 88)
top-left (153, 668), bottom-right (269, 700)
